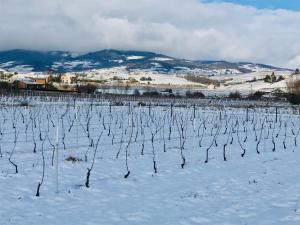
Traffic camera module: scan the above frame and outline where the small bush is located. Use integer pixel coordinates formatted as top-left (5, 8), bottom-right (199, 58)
top-left (128, 78), bottom-right (138, 83)
top-left (272, 89), bottom-right (287, 98)
top-left (287, 94), bottom-right (300, 104)
top-left (65, 156), bottom-right (83, 163)
top-left (46, 83), bottom-right (58, 91)
top-left (277, 75), bottom-right (285, 82)
top-left (185, 90), bottom-right (192, 97)
top-left (140, 77), bottom-right (152, 81)
top-left (77, 84), bottom-right (97, 93)
top-left (193, 91), bottom-right (205, 98)
top-left (112, 102), bottom-right (124, 106)
top-left (184, 75), bottom-right (220, 87)
top-left (20, 101), bottom-right (29, 107)
top-left (133, 89), bottom-right (141, 96)
top-left (0, 81), bottom-right (13, 90)
top-left (248, 91), bottom-right (265, 100)
top-left (186, 91), bottom-right (205, 98)
top-left (163, 88), bottom-right (173, 93)
top-left (264, 73), bottom-right (277, 83)
top-left (228, 91), bottom-right (241, 99)
top-left (264, 75), bottom-right (271, 83)
top-left (138, 102), bottom-right (146, 106)
top-left (142, 91), bottom-right (160, 97)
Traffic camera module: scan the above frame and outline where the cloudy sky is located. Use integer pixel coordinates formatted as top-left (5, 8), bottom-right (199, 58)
top-left (0, 0), bottom-right (299, 68)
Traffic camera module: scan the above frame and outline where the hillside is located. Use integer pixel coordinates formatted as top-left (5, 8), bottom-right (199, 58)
top-left (0, 49), bottom-right (289, 75)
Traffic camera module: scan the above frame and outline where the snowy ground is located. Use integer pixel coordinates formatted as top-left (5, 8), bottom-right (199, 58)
top-left (0, 98), bottom-right (300, 225)
top-left (5, 66), bottom-right (295, 95)
top-left (216, 71), bottom-right (292, 94)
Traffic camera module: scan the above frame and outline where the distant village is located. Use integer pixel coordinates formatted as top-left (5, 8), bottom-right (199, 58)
top-left (0, 70), bottom-right (82, 91)
top-left (0, 68), bottom-right (211, 96)
top-left (0, 68), bottom-right (299, 102)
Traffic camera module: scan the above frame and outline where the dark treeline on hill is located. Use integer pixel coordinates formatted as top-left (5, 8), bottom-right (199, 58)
top-left (184, 75), bottom-right (220, 86)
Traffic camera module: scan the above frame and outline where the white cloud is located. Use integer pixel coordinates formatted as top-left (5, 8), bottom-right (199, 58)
top-left (287, 55), bottom-right (300, 68)
top-left (0, 0), bottom-right (299, 68)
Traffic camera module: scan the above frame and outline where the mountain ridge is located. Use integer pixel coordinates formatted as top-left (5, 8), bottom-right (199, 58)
top-left (0, 49), bottom-right (290, 74)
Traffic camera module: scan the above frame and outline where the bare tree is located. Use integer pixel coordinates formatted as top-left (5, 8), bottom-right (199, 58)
top-left (85, 131), bottom-right (103, 188)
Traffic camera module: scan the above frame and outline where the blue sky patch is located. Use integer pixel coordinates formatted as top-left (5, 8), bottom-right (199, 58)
top-left (203, 0), bottom-right (300, 11)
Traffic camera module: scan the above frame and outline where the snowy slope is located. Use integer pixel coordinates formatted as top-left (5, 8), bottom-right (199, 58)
top-left (0, 68), bottom-right (7, 73)
top-left (216, 71), bottom-right (292, 94)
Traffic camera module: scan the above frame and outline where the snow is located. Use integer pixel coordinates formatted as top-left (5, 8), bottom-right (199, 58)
top-left (110, 59), bottom-right (124, 64)
top-left (152, 57), bottom-right (173, 61)
top-left (215, 71), bottom-right (293, 94)
top-left (0, 61), bottom-right (16, 68)
top-left (9, 65), bottom-right (34, 73)
top-left (81, 67), bottom-right (129, 80)
top-left (239, 64), bottom-right (273, 72)
top-left (174, 66), bottom-right (189, 70)
top-left (171, 67), bottom-right (243, 77)
top-left (52, 61), bottom-right (96, 70)
top-left (126, 56), bottom-right (145, 60)
top-left (12, 73), bottom-right (49, 81)
top-left (74, 68), bottom-right (204, 86)
top-left (132, 72), bottom-right (204, 86)
top-left (238, 64), bottom-right (290, 73)
top-left (0, 62), bottom-right (33, 73)
top-left (150, 62), bottom-right (162, 67)
top-left (220, 79), bottom-right (288, 94)
top-left (0, 98), bottom-right (300, 225)
top-left (0, 61), bottom-right (34, 72)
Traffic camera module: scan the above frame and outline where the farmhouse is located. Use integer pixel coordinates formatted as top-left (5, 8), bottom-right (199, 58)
top-left (60, 74), bottom-right (77, 84)
top-left (31, 77), bottom-right (47, 87)
top-left (13, 78), bottom-right (45, 90)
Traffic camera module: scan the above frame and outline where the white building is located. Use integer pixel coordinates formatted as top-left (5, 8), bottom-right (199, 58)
top-left (60, 74), bottom-right (77, 84)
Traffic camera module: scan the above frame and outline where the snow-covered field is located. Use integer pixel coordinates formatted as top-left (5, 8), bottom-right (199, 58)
top-left (216, 71), bottom-right (293, 93)
top-left (0, 97), bottom-right (300, 225)
top-left (75, 67), bottom-right (204, 86)
top-left (6, 66), bottom-right (294, 95)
